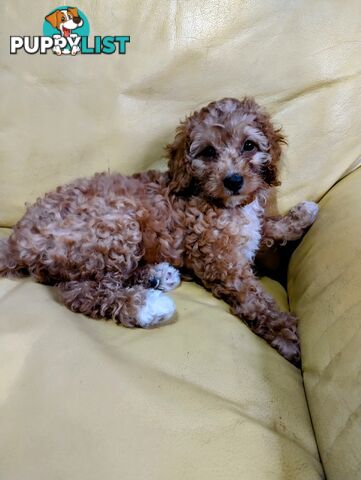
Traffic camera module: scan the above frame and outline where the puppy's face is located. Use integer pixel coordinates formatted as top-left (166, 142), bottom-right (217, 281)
top-left (167, 98), bottom-right (285, 207)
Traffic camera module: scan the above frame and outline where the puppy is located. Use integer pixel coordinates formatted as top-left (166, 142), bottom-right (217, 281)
top-left (45, 7), bottom-right (83, 56)
top-left (0, 98), bottom-right (318, 366)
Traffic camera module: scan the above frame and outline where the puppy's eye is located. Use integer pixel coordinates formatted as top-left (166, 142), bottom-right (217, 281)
top-left (61, 16), bottom-right (66, 21)
top-left (243, 140), bottom-right (258, 152)
top-left (198, 145), bottom-right (217, 159)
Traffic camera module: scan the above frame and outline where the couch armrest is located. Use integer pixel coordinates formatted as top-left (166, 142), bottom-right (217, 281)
top-left (288, 167), bottom-right (361, 480)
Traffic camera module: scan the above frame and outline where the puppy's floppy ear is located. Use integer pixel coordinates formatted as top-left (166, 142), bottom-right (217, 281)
top-left (241, 97), bottom-right (286, 186)
top-left (67, 7), bottom-right (79, 18)
top-left (45, 10), bottom-right (60, 28)
top-left (261, 125), bottom-right (285, 187)
top-left (259, 119), bottom-right (286, 187)
top-left (166, 119), bottom-right (193, 193)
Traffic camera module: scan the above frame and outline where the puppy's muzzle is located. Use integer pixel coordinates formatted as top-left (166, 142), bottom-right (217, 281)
top-left (223, 174), bottom-right (244, 194)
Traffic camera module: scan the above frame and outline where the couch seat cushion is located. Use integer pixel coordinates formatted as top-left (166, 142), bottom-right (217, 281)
top-left (0, 270), bottom-right (323, 479)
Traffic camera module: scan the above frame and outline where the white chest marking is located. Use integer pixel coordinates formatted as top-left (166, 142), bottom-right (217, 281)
top-left (241, 198), bottom-right (263, 262)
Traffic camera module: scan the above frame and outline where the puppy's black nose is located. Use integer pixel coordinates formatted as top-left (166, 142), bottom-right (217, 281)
top-left (223, 174), bottom-right (244, 193)
top-left (73, 16), bottom-right (81, 24)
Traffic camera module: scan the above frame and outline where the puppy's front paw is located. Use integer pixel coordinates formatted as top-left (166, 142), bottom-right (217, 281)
top-left (137, 290), bottom-right (176, 327)
top-left (291, 201), bottom-right (319, 227)
top-left (148, 263), bottom-right (181, 292)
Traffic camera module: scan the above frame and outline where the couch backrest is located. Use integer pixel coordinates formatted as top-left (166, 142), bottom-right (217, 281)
top-left (1, 0), bottom-right (360, 226)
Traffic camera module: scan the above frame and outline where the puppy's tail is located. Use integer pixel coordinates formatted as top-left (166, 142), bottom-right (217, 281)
top-left (0, 236), bottom-right (28, 278)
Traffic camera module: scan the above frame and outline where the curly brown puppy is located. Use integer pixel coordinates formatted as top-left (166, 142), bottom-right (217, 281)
top-left (0, 97), bottom-right (318, 366)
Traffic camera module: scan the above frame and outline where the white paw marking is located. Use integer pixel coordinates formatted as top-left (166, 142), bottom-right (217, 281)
top-left (137, 290), bottom-right (175, 327)
top-left (152, 263), bottom-right (181, 292)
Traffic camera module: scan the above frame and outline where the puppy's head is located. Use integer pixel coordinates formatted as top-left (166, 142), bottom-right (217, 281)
top-left (45, 7), bottom-right (83, 36)
top-left (166, 97), bottom-right (285, 207)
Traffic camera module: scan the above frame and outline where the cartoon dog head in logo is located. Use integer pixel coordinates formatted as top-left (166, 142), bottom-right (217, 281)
top-left (45, 7), bottom-right (83, 55)
top-left (45, 7), bottom-right (83, 37)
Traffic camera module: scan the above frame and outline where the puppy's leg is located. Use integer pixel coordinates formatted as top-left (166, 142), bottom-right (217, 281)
top-left (263, 201), bottom-right (318, 246)
top-left (130, 263), bottom-right (181, 292)
top-left (209, 267), bottom-right (300, 366)
top-left (57, 273), bottom-right (176, 328)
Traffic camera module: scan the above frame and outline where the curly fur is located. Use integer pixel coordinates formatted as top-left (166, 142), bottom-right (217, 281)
top-left (0, 97), bottom-right (318, 366)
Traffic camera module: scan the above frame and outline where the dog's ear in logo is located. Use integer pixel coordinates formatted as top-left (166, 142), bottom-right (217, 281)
top-left (67, 7), bottom-right (81, 21)
top-left (45, 10), bottom-right (60, 29)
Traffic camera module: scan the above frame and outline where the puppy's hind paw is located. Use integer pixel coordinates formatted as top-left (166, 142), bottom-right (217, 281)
top-left (136, 290), bottom-right (176, 328)
top-left (271, 322), bottom-right (301, 368)
top-left (148, 263), bottom-right (181, 292)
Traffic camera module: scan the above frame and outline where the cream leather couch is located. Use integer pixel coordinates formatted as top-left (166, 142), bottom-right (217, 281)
top-left (1, 1), bottom-right (361, 479)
